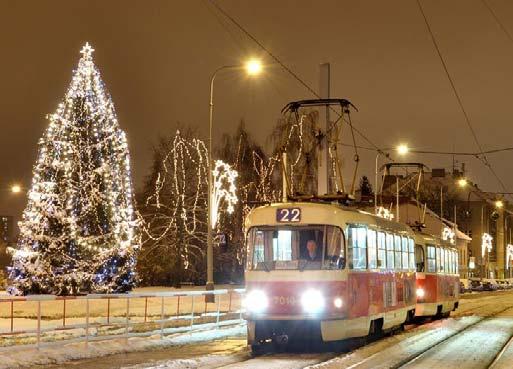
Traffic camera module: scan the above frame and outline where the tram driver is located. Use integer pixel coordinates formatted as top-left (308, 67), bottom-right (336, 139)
top-left (306, 239), bottom-right (320, 261)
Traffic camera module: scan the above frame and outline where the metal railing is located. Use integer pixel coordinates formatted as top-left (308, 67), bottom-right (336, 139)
top-left (0, 288), bottom-right (245, 350)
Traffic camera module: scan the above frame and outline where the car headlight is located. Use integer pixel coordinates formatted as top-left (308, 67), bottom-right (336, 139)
top-left (301, 289), bottom-right (324, 313)
top-left (244, 290), bottom-right (268, 314)
top-left (416, 288), bottom-right (425, 298)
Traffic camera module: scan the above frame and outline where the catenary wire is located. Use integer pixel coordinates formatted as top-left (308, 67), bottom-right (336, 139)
top-left (415, 0), bottom-right (509, 194)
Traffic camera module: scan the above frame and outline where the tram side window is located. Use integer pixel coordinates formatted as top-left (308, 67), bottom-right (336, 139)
top-left (409, 238), bottom-right (415, 270)
top-left (415, 245), bottom-right (425, 272)
top-left (444, 249), bottom-right (451, 274)
top-left (394, 235), bottom-right (402, 270)
top-left (436, 247), bottom-right (441, 273)
top-left (324, 226), bottom-right (345, 270)
top-left (448, 250), bottom-right (453, 274)
top-left (377, 232), bottom-right (386, 269)
top-left (427, 245), bottom-right (436, 272)
top-left (401, 237), bottom-right (409, 271)
top-left (454, 252), bottom-right (460, 274)
top-left (367, 229), bottom-right (377, 269)
top-left (440, 247), bottom-right (446, 273)
top-left (348, 226), bottom-right (367, 270)
top-left (386, 233), bottom-right (395, 269)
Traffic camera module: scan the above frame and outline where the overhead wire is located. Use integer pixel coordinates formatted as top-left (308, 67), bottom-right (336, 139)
top-left (415, 0), bottom-right (509, 194)
top-left (207, 0), bottom-right (390, 158)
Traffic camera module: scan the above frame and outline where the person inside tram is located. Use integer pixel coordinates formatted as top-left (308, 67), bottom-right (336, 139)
top-left (306, 239), bottom-right (321, 261)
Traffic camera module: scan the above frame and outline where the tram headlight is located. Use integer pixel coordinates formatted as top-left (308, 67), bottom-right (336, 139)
top-left (301, 289), bottom-right (325, 313)
top-left (416, 288), bottom-right (425, 298)
top-left (334, 297), bottom-right (343, 309)
top-left (244, 290), bottom-right (268, 314)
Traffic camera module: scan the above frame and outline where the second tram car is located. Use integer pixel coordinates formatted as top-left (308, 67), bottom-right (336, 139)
top-left (244, 202), bottom-right (419, 351)
top-left (413, 232), bottom-right (460, 318)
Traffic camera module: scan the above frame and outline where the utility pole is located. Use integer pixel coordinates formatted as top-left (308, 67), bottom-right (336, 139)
top-left (317, 63), bottom-right (330, 196)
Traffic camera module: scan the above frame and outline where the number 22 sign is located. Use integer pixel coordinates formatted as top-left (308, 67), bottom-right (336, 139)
top-left (276, 208), bottom-right (301, 222)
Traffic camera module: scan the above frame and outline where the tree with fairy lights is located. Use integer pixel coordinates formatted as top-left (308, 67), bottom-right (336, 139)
top-left (138, 129), bottom-right (238, 286)
top-left (8, 43), bottom-right (139, 295)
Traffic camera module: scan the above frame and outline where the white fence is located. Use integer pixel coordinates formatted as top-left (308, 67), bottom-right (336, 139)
top-left (0, 288), bottom-right (245, 350)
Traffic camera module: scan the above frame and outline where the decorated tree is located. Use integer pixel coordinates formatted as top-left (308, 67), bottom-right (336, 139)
top-left (8, 43), bottom-right (139, 295)
top-left (138, 129), bottom-right (209, 286)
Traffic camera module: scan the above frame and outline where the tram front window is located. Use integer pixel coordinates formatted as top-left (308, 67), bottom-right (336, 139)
top-left (247, 225), bottom-right (345, 271)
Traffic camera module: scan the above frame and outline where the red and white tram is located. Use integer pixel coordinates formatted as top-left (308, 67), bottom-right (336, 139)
top-left (244, 202), bottom-right (420, 351)
top-left (414, 232), bottom-right (459, 318)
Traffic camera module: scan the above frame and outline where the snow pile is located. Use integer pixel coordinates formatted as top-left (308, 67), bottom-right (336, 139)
top-left (0, 323), bottom-right (245, 369)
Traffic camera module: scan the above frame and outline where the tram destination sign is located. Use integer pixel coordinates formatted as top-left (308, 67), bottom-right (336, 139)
top-left (276, 208), bottom-right (301, 223)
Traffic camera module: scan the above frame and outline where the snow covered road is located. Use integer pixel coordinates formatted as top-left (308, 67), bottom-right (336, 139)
top-left (23, 290), bottom-right (513, 368)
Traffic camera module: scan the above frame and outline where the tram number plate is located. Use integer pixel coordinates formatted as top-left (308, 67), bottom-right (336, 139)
top-left (276, 208), bottom-right (301, 222)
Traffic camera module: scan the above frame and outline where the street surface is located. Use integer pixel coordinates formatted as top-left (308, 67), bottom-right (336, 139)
top-left (40, 290), bottom-right (513, 369)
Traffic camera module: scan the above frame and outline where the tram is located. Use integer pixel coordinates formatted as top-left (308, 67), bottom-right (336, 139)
top-left (244, 201), bottom-right (419, 351)
top-left (413, 232), bottom-right (459, 318)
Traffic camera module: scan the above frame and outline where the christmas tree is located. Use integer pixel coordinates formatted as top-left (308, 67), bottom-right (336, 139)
top-left (8, 43), bottom-right (139, 295)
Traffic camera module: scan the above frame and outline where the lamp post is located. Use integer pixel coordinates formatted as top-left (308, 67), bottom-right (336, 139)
top-left (206, 60), bottom-right (262, 298)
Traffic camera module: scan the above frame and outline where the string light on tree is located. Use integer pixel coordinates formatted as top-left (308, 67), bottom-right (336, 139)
top-left (442, 226), bottom-right (455, 245)
top-left (482, 233), bottom-right (493, 257)
top-left (507, 244), bottom-right (513, 270)
top-left (211, 160), bottom-right (238, 229)
top-left (8, 43), bottom-right (139, 295)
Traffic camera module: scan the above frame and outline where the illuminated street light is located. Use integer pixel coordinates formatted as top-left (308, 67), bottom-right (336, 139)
top-left (496, 200), bottom-right (504, 209)
top-left (207, 60), bottom-right (264, 299)
top-left (397, 144), bottom-right (409, 155)
top-left (11, 184), bottom-right (22, 194)
top-left (245, 59), bottom-right (262, 76)
top-left (457, 178), bottom-right (468, 188)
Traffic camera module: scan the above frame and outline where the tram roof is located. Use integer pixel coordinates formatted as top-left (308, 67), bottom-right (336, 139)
top-left (247, 201), bottom-right (413, 234)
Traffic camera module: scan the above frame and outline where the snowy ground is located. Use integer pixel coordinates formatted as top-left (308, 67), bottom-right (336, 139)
top-left (18, 289), bottom-right (513, 369)
top-left (0, 286), bottom-right (243, 348)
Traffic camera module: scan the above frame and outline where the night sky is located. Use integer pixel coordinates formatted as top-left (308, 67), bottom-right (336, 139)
top-left (1, 0), bottom-right (513, 223)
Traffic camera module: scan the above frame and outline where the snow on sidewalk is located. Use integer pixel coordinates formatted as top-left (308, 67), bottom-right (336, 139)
top-left (0, 322), bottom-right (246, 369)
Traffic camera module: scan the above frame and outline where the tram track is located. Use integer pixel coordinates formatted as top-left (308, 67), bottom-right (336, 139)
top-left (391, 305), bottom-right (513, 369)
top-left (307, 302), bottom-right (513, 369)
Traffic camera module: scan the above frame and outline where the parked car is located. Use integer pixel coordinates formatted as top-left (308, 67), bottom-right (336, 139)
top-left (459, 281), bottom-right (471, 294)
top-left (496, 280), bottom-right (508, 290)
top-left (482, 281), bottom-right (498, 291)
top-left (470, 280), bottom-right (484, 292)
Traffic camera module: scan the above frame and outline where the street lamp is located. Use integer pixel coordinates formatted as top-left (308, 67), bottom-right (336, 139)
top-left (207, 59), bottom-right (262, 298)
top-left (495, 200), bottom-right (504, 209)
top-left (397, 144), bottom-right (409, 156)
top-left (11, 184), bottom-right (22, 194)
top-left (457, 178), bottom-right (468, 188)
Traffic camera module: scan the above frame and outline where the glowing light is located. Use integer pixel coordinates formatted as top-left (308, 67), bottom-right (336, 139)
top-left (245, 59), bottom-right (262, 76)
top-left (457, 178), bottom-right (468, 188)
top-left (442, 226), bottom-right (455, 245)
top-left (482, 233), bottom-right (493, 257)
top-left (333, 297), bottom-right (343, 309)
top-left (397, 144), bottom-right (409, 155)
top-left (301, 289), bottom-right (324, 313)
top-left (416, 288), bottom-right (425, 298)
top-left (211, 160), bottom-right (238, 229)
top-left (8, 42), bottom-right (138, 295)
top-left (507, 245), bottom-right (513, 270)
top-left (496, 200), bottom-right (504, 209)
top-left (244, 290), bottom-right (268, 314)
top-left (376, 206), bottom-right (394, 220)
top-left (10, 185), bottom-right (22, 194)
